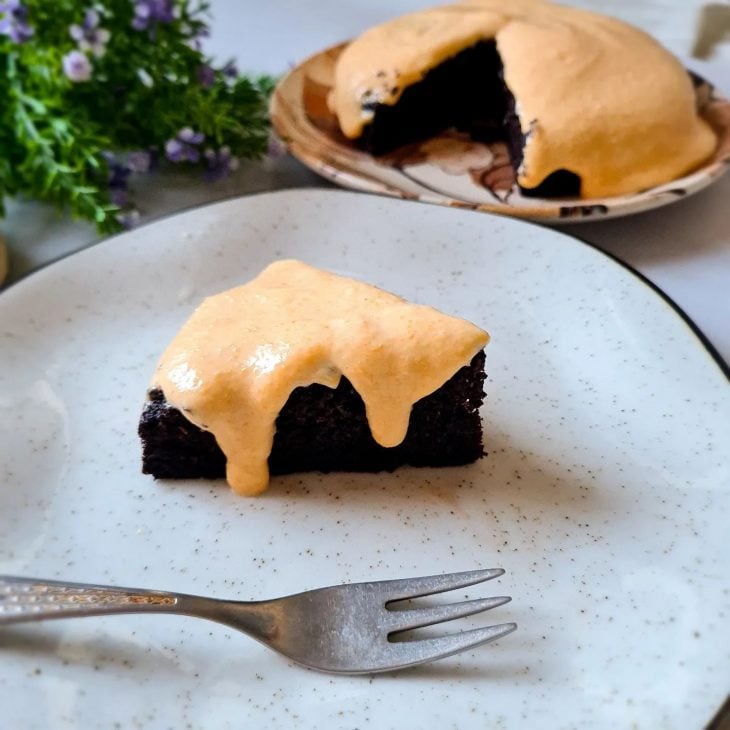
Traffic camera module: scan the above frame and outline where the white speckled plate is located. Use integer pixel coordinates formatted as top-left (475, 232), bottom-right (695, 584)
top-left (1, 190), bottom-right (728, 729)
top-left (271, 44), bottom-right (730, 222)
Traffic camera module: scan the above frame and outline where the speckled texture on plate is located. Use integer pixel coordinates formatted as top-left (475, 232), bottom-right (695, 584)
top-left (0, 190), bottom-right (728, 729)
top-left (271, 43), bottom-right (730, 222)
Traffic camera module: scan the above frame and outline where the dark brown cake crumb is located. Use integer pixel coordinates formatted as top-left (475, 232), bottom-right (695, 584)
top-left (138, 351), bottom-right (487, 482)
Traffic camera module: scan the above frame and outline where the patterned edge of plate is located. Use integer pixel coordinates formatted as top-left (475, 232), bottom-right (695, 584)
top-left (271, 42), bottom-right (730, 223)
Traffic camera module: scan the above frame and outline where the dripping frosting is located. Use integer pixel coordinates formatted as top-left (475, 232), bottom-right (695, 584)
top-left (328, 0), bottom-right (717, 197)
top-left (151, 260), bottom-right (489, 496)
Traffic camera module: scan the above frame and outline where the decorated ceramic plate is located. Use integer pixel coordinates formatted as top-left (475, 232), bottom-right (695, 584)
top-left (0, 191), bottom-right (728, 728)
top-left (271, 44), bottom-right (730, 222)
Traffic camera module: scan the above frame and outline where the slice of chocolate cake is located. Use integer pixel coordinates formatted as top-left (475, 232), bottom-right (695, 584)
top-left (139, 260), bottom-right (490, 496)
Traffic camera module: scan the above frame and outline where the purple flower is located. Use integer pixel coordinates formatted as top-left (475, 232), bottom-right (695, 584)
top-left (0, 0), bottom-right (34, 43)
top-left (221, 60), bottom-right (238, 81)
top-left (109, 188), bottom-right (128, 207)
top-left (165, 127), bottom-right (205, 163)
top-left (179, 127), bottom-right (204, 144)
top-left (127, 150), bottom-right (151, 173)
top-left (197, 64), bottom-right (215, 88)
top-left (187, 24), bottom-right (209, 51)
top-left (102, 150), bottom-right (152, 212)
top-left (203, 146), bottom-right (240, 180)
top-left (104, 153), bottom-right (131, 206)
top-left (116, 209), bottom-right (140, 229)
top-left (70, 9), bottom-right (110, 58)
top-left (267, 135), bottom-right (286, 160)
top-left (62, 50), bottom-right (93, 83)
top-left (132, 0), bottom-right (175, 31)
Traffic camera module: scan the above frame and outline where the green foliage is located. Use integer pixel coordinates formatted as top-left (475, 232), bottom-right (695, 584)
top-left (0, 0), bottom-right (274, 232)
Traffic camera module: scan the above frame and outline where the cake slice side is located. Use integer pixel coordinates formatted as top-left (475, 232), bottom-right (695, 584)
top-left (138, 350), bottom-right (486, 481)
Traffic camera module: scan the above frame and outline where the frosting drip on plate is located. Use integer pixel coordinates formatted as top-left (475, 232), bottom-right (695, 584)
top-left (152, 260), bottom-right (488, 495)
top-left (329, 0), bottom-right (717, 197)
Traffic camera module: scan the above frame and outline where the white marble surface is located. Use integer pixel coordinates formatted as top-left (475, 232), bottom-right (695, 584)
top-left (1, 0), bottom-right (729, 366)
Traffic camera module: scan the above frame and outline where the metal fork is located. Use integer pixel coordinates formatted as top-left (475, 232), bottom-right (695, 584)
top-left (0, 569), bottom-right (516, 674)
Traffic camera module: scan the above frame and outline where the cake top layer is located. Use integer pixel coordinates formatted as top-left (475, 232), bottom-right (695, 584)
top-left (152, 260), bottom-right (488, 495)
top-left (329, 0), bottom-right (717, 197)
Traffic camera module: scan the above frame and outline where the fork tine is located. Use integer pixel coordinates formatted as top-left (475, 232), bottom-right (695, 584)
top-left (384, 623), bottom-right (517, 670)
top-left (387, 596), bottom-right (511, 633)
top-left (378, 568), bottom-right (505, 602)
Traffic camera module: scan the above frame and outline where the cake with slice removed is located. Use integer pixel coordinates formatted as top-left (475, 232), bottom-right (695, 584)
top-left (328, 0), bottom-right (717, 198)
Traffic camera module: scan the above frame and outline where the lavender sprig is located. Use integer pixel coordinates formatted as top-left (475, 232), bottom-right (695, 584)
top-left (165, 127), bottom-right (205, 163)
top-left (62, 49), bottom-right (92, 82)
top-left (204, 145), bottom-right (239, 180)
top-left (132, 0), bottom-right (176, 31)
top-left (0, 0), bottom-right (276, 233)
top-left (70, 9), bottom-right (110, 58)
top-left (0, 0), bottom-right (33, 43)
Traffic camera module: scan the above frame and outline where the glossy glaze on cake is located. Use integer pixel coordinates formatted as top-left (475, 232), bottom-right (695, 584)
top-left (147, 260), bottom-right (489, 495)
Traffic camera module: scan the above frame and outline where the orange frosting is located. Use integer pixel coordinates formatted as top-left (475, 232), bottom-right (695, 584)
top-left (152, 260), bottom-right (488, 496)
top-left (329, 0), bottom-right (717, 197)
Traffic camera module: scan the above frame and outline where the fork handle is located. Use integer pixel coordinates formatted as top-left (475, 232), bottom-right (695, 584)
top-left (0, 576), bottom-right (182, 625)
